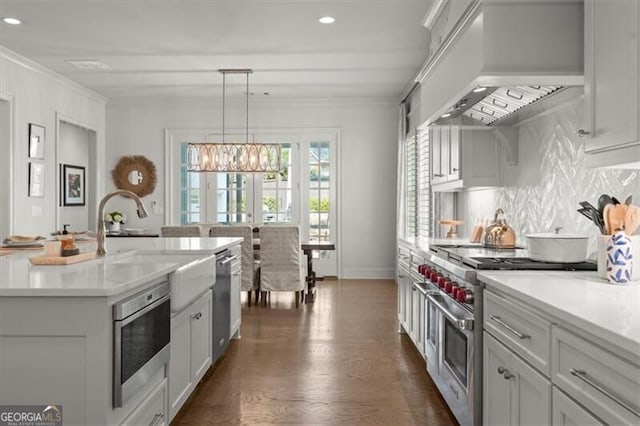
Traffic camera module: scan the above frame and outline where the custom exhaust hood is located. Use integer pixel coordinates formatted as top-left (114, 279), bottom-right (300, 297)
top-left (417, 1), bottom-right (584, 130)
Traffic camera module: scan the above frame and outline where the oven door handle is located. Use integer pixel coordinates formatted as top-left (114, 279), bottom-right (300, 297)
top-left (427, 294), bottom-right (474, 331)
top-left (118, 294), bottom-right (171, 327)
top-left (412, 282), bottom-right (428, 296)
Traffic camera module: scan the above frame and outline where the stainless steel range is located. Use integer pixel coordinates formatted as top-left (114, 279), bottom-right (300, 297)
top-left (418, 244), bottom-right (596, 426)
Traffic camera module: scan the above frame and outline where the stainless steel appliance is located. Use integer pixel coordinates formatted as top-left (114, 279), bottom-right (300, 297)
top-left (212, 250), bottom-right (238, 363)
top-left (418, 244), bottom-right (596, 426)
top-left (113, 280), bottom-right (171, 407)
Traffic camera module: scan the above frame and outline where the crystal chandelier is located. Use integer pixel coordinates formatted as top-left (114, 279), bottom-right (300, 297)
top-left (187, 69), bottom-right (281, 173)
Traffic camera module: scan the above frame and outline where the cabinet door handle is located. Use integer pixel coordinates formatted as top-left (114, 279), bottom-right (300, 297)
top-left (193, 312), bottom-right (202, 320)
top-left (150, 413), bottom-right (164, 426)
top-left (452, 168), bottom-right (459, 172)
top-left (577, 129), bottom-right (591, 137)
top-left (490, 315), bottom-right (530, 339)
top-left (569, 368), bottom-right (640, 418)
top-left (497, 366), bottom-right (513, 380)
top-left (433, 173), bottom-right (445, 177)
top-left (233, 272), bottom-right (241, 277)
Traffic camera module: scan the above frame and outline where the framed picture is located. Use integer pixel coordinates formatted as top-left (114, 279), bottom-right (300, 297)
top-left (62, 164), bottom-right (85, 206)
top-left (28, 162), bottom-right (44, 197)
top-left (28, 123), bottom-right (45, 159)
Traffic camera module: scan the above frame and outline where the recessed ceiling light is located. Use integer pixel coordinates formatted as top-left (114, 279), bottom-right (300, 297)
top-left (472, 86), bottom-right (487, 93)
top-left (2, 17), bottom-right (21, 25)
top-left (318, 16), bottom-right (335, 24)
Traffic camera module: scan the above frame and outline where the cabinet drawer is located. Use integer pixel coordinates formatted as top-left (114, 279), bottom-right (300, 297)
top-left (121, 378), bottom-right (167, 426)
top-left (552, 387), bottom-right (604, 426)
top-left (552, 326), bottom-right (640, 425)
top-left (484, 291), bottom-right (551, 375)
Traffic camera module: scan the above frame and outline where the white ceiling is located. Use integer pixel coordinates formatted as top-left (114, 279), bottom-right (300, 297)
top-left (0, 0), bottom-right (431, 101)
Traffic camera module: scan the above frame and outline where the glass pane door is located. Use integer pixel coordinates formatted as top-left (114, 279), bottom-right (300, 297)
top-left (216, 173), bottom-right (251, 223)
top-left (260, 143), bottom-right (295, 223)
top-left (308, 141), bottom-right (331, 242)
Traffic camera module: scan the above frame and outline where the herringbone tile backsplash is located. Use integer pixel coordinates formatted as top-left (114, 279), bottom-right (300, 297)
top-left (459, 96), bottom-right (640, 257)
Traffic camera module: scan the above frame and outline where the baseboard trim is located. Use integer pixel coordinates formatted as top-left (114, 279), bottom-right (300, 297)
top-left (341, 268), bottom-right (395, 279)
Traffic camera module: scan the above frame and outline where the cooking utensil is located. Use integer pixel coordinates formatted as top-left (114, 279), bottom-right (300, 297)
top-left (484, 208), bottom-right (516, 248)
top-left (603, 204), bottom-right (612, 235)
top-left (526, 230), bottom-right (589, 263)
top-left (579, 200), bottom-right (598, 211)
top-left (606, 204), bottom-right (628, 233)
top-left (625, 195), bottom-right (633, 206)
top-left (576, 208), bottom-right (592, 220)
top-left (624, 204), bottom-right (640, 235)
top-left (597, 194), bottom-right (613, 216)
top-left (612, 196), bottom-right (621, 205)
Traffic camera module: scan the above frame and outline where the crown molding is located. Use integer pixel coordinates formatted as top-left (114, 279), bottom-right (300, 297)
top-left (0, 47), bottom-right (107, 104)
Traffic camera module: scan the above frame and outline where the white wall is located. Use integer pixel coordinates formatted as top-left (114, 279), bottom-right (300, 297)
top-left (0, 48), bottom-right (106, 237)
top-left (459, 96), bottom-right (640, 256)
top-left (106, 98), bottom-right (398, 279)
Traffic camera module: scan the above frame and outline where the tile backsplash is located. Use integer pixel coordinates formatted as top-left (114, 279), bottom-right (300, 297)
top-left (457, 95), bottom-right (640, 258)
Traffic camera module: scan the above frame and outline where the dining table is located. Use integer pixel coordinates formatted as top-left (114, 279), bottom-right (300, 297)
top-left (253, 239), bottom-right (335, 303)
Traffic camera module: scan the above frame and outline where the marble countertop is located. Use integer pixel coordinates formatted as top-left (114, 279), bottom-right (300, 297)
top-left (478, 270), bottom-right (640, 359)
top-left (0, 237), bottom-right (242, 297)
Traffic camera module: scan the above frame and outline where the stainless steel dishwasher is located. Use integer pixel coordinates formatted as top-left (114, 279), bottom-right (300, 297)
top-left (213, 250), bottom-right (236, 363)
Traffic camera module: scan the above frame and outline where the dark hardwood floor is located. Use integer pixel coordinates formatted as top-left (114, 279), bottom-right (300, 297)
top-left (171, 279), bottom-right (457, 425)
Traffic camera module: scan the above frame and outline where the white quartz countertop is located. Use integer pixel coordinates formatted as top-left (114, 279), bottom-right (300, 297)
top-left (0, 237), bottom-right (242, 297)
top-left (478, 270), bottom-right (640, 358)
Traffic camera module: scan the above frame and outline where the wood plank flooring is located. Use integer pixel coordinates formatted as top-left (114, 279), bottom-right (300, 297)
top-left (171, 279), bottom-right (457, 425)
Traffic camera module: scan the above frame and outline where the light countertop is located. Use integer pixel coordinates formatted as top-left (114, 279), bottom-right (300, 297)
top-left (0, 237), bottom-right (242, 297)
top-left (478, 270), bottom-right (640, 359)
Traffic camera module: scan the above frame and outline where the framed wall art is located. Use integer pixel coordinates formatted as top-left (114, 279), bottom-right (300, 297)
top-left (28, 123), bottom-right (45, 159)
top-left (62, 164), bottom-right (85, 206)
top-left (28, 162), bottom-right (44, 197)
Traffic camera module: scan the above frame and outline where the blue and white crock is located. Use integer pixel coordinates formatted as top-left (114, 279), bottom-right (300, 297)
top-left (606, 230), bottom-right (634, 284)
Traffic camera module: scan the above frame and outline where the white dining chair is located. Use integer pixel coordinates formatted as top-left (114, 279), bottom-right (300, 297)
top-left (259, 224), bottom-right (306, 307)
top-left (209, 224), bottom-right (261, 306)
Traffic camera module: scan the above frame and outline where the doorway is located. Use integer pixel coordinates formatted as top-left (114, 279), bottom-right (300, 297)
top-left (57, 119), bottom-right (97, 232)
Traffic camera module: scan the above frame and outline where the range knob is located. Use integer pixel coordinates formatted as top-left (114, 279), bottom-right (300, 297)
top-left (454, 287), bottom-right (465, 302)
top-left (451, 283), bottom-right (460, 298)
top-left (461, 289), bottom-right (474, 304)
top-left (445, 281), bottom-right (454, 294)
top-left (439, 277), bottom-right (450, 289)
top-left (422, 266), bottom-right (431, 277)
top-left (430, 271), bottom-right (439, 283)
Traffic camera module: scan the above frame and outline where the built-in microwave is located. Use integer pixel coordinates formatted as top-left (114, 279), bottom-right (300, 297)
top-left (113, 280), bottom-right (171, 407)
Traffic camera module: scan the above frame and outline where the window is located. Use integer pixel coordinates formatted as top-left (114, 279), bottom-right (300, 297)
top-left (179, 144), bottom-right (203, 224)
top-left (405, 134), bottom-right (418, 237)
top-left (417, 130), bottom-right (431, 238)
top-left (308, 141), bottom-right (331, 242)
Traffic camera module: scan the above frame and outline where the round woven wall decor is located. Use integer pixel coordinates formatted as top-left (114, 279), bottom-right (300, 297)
top-left (111, 155), bottom-right (157, 197)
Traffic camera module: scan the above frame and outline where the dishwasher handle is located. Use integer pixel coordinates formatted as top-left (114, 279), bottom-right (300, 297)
top-left (219, 254), bottom-right (238, 266)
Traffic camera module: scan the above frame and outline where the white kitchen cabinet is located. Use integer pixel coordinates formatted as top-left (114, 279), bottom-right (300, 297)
top-left (424, 0), bottom-right (475, 61)
top-left (552, 387), bottom-right (604, 426)
top-left (398, 259), bottom-right (412, 334)
top-left (229, 244), bottom-right (242, 339)
top-left (584, 0), bottom-right (640, 168)
top-left (551, 326), bottom-right (640, 425)
top-left (410, 282), bottom-right (425, 356)
top-left (484, 332), bottom-right (552, 425)
top-left (169, 290), bottom-right (212, 421)
top-left (120, 379), bottom-right (167, 426)
top-left (431, 126), bottom-right (502, 191)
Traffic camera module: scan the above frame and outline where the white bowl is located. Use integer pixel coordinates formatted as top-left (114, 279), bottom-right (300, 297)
top-left (526, 233), bottom-right (589, 263)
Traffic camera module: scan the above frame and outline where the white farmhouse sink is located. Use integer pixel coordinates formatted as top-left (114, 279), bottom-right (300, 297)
top-left (113, 252), bottom-right (216, 312)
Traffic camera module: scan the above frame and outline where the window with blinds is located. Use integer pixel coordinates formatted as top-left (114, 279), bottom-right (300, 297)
top-left (417, 130), bottom-right (431, 238)
top-left (405, 134), bottom-right (417, 237)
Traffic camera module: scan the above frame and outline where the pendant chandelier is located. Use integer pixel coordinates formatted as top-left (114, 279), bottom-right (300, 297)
top-left (187, 69), bottom-right (281, 173)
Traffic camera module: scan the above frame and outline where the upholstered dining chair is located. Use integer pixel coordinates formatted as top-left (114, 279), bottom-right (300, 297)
top-left (160, 225), bottom-right (203, 237)
top-left (259, 224), bottom-right (306, 307)
top-left (209, 224), bottom-right (261, 306)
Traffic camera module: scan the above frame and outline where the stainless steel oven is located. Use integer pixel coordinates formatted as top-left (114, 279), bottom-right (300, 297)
top-left (113, 280), bottom-right (171, 407)
top-left (427, 292), bottom-right (475, 426)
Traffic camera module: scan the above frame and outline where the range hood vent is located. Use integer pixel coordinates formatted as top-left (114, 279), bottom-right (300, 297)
top-left (463, 85), bottom-right (562, 125)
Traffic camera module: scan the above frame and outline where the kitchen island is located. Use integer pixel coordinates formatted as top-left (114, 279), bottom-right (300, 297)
top-left (0, 237), bottom-right (242, 426)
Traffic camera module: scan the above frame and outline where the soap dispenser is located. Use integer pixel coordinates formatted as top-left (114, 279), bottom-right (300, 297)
top-left (62, 224), bottom-right (70, 235)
